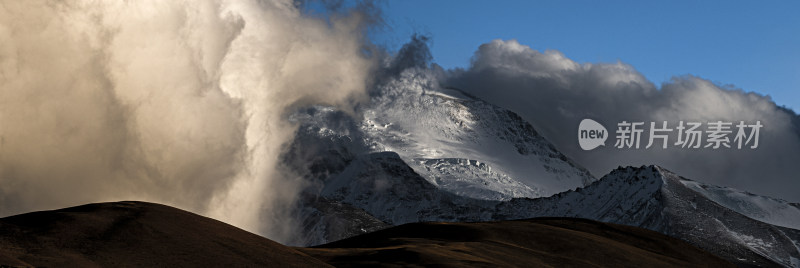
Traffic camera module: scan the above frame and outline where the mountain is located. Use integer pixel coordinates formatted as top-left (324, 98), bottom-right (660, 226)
top-left (285, 68), bottom-right (595, 203)
top-left (283, 67), bottom-right (800, 267)
top-left (308, 147), bottom-right (800, 266)
top-left (283, 68), bottom-right (595, 245)
top-left (498, 165), bottom-right (800, 268)
top-left (0, 201), bottom-right (734, 267)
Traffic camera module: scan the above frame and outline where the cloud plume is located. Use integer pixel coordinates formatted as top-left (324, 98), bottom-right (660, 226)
top-left (0, 0), bottom-right (376, 243)
top-left (446, 39), bottom-right (800, 202)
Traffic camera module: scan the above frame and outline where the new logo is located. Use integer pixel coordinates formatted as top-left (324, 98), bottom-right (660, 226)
top-left (578, 119), bottom-right (608, 151)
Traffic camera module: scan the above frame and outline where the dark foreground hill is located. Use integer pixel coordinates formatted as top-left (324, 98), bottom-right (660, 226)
top-left (301, 218), bottom-right (735, 268)
top-left (0, 201), bottom-right (329, 267)
top-left (0, 201), bottom-right (733, 267)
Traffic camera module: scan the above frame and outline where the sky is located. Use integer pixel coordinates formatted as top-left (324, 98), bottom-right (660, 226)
top-left (370, 0), bottom-right (800, 112)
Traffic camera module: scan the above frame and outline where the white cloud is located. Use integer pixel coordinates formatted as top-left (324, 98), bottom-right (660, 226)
top-left (0, 0), bottom-right (376, 243)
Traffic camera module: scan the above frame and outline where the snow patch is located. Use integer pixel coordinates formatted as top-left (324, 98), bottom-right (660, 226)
top-left (681, 179), bottom-right (800, 230)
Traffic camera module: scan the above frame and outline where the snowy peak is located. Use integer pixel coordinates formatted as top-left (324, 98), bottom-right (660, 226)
top-left (619, 164), bottom-right (800, 232)
top-left (492, 165), bottom-right (800, 267)
top-left (363, 68), bottom-right (595, 199)
top-left (286, 68), bottom-right (594, 203)
top-left (517, 165), bottom-right (800, 267)
top-left (496, 165), bottom-right (668, 230)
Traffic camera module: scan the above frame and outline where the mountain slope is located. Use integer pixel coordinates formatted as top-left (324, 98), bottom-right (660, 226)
top-left (319, 152), bottom-right (499, 225)
top-left (300, 218), bottom-right (735, 268)
top-left (496, 166), bottom-right (800, 268)
top-left (680, 179), bottom-right (800, 230)
top-left (0, 202), bottom-right (735, 267)
top-left (285, 68), bottom-right (594, 203)
top-left (363, 69), bottom-right (595, 199)
top-left (295, 196), bottom-right (391, 246)
top-left (0, 201), bottom-right (329, 268)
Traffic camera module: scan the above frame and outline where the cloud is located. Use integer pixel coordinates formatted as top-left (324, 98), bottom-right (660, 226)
top-left (0, 0), bottom-right (376, 244)
top-left (446, 39), bottom-right (800, 202)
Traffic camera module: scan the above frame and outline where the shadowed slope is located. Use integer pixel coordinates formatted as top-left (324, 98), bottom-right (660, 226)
top-left (0, 202), bottom-right (734, 267)
top-left (300, 218), bottom-right (735, 268)
top-left (0, 201), bottom-right (329, 268)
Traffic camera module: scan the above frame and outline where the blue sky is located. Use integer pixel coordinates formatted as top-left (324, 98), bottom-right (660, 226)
top-left (364, 1), bottom-right (799, 112)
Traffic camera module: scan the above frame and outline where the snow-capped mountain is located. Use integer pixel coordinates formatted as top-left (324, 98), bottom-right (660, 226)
top-left (286, 68), bottom-right (594, 202)
top-left (316, 160), bottom-right (800, 266)
top-left (363, 70), bottom-right (595, 200)
top-left (282, 67), bottom-right (595, 246)
top-left (282, 67), bottom-right (800, 267)
top-left (313, 158), bottom-right (800, 267)
top-left (498, 166), bottom-right (800, 268)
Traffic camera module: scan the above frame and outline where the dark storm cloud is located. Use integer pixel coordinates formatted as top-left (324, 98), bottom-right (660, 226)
top-left (445, 39), bottom-right (800, 202)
